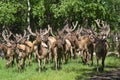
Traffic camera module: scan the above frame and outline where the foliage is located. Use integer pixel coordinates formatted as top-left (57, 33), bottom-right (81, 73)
top-left (104, 0), bottom-right (120, 31)
top-left (51, 0), bottom-right (107, 27)
top-left (32, 0), bottom-right (45, 27)
top-left (0, 2), bottom-right (17, 25)
top-left (0, 0), bottom-right (120, 32)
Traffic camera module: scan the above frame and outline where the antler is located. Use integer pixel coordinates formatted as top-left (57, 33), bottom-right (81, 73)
top-left (65, 21), bottom-right (78, 33)
top-left (42, 25), bottom-right (51, 36)
top-left (2, 30), bottom-right (9, 43)
top-left (71, 21), bottom-right (78, 31)
top-left (95, 19), bottom-right (110, 37)
top-left (2, 29), bottom-right (12, 43)
top-left (101, 23), bottom-right (110, 37)
top-left (17, 30), bottom-right (27, 43)
top-left (35, 29), bottom-right (40, 36)
top-left (6, 29), bottom-right (12, 39)
top-left (27, 26), bottom-right (36, 36)
top-left (23, 30), bottom-right (26, 38)
top-left (94, 19), bottom-right (102, 28)
top-left (48, 25), bottom-right (56, 37)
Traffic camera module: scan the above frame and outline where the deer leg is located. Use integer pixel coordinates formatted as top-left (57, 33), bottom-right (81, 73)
top-left (86, 49), bottom-right (92, 65)
top-left (58, 56), bottom-right (61, 68)
top-left (70, 47), bottom-right (74, 58)
top-left (17, 57), bottom-right (20, 72)
top-left (85, 50), bottom-right (88, 64)
top-left (10, 56), bottom-right (14, 67)
top-left (28, 53), bottom-right (32, 65)
top-left (65, 50), bottom-right (68, 64)
top-left (57, 50), bottom-right (62, 68)
top-left (16, 54), bottom-right (19, 67)
top-left (18, 63), bottom-right (21, 73)
top-left (80, 50), bottom-right (84, 63)
top-left (7, 56), bottom-right (13, 68)
top-left (43, 58), bottom-right (46, 69)
top-left (37, 58), bottom-right (41, 72)
top-left (48, 51), bottom-right (52, 64)
top-left (23, 57), bottom-right (27, 70)
top-left (34, 51), bottom-right (37, 61)
top-left (74, 49), bottom-right (77, 59)
top-left (18, 58), bottom-right (23, 72)
top-left (22, 58), bottom-right (24, 69)
top-left (117, 51), bottom-right (119, 57)
top-left (64, 45), bottom-right (68, 64)
top-left (21, 58), bottom-right (24, 70)
top-left (101, 56), bottom-right (105, 71)
top-left (61, 52), bottom-right (64, 65)
top-left (96, 57), bottom-right (99, 72)
top-left (54, 47), bottom-right (57, 70)
top-left (6, 59), bottom-right (10, 68)
top-left (82, 50), bottom-right (87, 64)
top-left (91, 52), bottom-right (93, 66)
top-left (11, 54), bottom-right (15, 67)
top-left (16, 58), bottom-right (19, 65)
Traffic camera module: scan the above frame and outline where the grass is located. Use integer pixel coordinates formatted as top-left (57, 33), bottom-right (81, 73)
top-left (0, 55), bottom-right (120, 80)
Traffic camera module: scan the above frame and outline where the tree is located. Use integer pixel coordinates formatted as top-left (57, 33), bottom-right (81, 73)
top-left (0, 2), bottom-right (17, 27)
top-left (104, 0), bottom-right (120, 32)
top-left (51, 0), bottom-right (106, 28)
top-left (32, 0), bottom-right (45, 28)
top-left (0, 0), bottom-right (120, 33)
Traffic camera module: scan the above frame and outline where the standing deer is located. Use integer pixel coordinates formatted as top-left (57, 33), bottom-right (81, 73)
top-left (94, 19), bottom-right (110, 72)
top-left (1, 29), bottom-right (15, 68)
top-left (78, 35), bottom-right (94, 65)
top-left (63, 21), bottom-right (79, 63)
top-left (27, 26), bottom-right (50, 72)
top-left (13, 30), bottom-right (34, 72)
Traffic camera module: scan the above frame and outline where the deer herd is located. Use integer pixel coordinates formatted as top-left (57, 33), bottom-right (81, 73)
top-left (0, 19), bottom-right (119, 72)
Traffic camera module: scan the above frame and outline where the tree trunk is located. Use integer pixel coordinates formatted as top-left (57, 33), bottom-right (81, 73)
top-left (27, 0), bottom-right (31, 28)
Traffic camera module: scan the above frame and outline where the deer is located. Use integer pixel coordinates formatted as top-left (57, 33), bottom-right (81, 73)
top-left (63, 21), bottom-right (79, 63)
top-left (13, 30), bottom-right (34, 72)
top-left (42, 25), bottom-right (64, 70)
top-left (112, 32), bottom-right (120, 57)
top-left (94, 19), bottom-right (110, 72)
top-left (62, 23), bottom-right (94, 65)
top-left (27, 26), bottom-right (50, 72)
top-left (1, 29), bottom-right (15, 68)
top-left (56, 36), bottom-right (64, 68)
top-left (77, 34), bottom-right (94, 65)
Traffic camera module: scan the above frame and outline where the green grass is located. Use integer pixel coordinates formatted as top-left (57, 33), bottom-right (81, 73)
top-left (0, 55), bottom-right (120, 80)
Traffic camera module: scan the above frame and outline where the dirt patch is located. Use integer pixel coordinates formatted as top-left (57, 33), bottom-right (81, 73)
top-left (88, 68), bottom-right (120, 80)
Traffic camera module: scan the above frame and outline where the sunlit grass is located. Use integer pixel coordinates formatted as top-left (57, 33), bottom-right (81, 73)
top-left (0, 55), bottom-right (120, 80)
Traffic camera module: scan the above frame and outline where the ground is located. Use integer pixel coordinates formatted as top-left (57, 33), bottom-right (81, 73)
top-left (0, 54), bottom-right (120, 80)
top-left (89, 68), bottom-right (120, 80)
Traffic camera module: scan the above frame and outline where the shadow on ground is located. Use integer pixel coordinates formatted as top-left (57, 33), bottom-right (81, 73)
top-left (88, 68), bottom-right (120, 80)
top-left (75, 68), bottom-right (120, 80)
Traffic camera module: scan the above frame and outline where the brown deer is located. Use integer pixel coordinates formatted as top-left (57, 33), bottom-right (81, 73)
top-left (1, 29), bottom-right (15, 68)
top-left (56, 36), bottom-right (64, 67)
top-left (27, 26), bottom-right (50, 72)
top-left (77, 34), bottom-right (94, 65)
top-left (63, 21), bottom-right (79, 63)
top-left (94, 19), bottom-right (110, 72)
top-left (13, 30), bottom-right (34, 72)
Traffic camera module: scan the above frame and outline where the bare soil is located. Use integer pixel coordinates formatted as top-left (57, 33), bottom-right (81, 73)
top-left (88, 68), bottom-right (120, 80)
